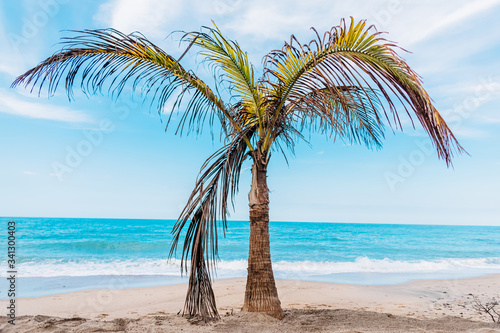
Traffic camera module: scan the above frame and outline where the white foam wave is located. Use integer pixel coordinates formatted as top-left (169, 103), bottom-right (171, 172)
top-left (274, 257), bottom-right (500, 275)
top-left (8, 256), bottom-right (500, 278)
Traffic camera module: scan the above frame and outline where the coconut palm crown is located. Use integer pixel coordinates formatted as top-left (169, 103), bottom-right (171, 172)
top-left (12, 19), bottom-right (464, 321)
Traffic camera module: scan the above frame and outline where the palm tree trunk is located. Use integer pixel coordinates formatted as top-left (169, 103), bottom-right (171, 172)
top-left (242, 156), bottom-right (284, 319)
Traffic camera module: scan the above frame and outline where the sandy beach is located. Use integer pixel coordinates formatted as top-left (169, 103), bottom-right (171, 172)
top-left (1, 274), bottom-right (499, 332)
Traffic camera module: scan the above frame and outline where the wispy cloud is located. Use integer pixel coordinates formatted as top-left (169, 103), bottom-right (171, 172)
top-left (92, 0), bottom-right (500, 138)
top-left (449, 127), bottom-right (488, 139)
top-left (93, 0), bottom-right (500, 53)
top-left (407, 0), bottom-right (500, 46)
top-left (94, 0), bottom-right (185, 39)
top-left (0, 90), bottom-right (93, 123)
top-left (0, 19), bottom-right (30, 77)
top-left (94, 0), bottom-right (363, 45)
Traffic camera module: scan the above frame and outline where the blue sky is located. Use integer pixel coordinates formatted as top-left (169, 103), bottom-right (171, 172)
top-left (0, 0), bottom-right (499, 225)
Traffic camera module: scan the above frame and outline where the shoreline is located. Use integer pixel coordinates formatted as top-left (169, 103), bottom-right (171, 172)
top-left (2, 274), bottom-right (499, 332)
top-left (7, 270), bottom-right (500, 299)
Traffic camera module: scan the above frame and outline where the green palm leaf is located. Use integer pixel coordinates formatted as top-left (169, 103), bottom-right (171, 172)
top-left (185, 24), bottom-right (262, 138)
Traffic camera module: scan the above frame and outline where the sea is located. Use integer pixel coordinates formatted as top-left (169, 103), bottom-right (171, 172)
top-left (1, 217), bottom-right (499, 298)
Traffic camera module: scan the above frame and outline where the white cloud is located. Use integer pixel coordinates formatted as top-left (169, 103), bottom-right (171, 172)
top-left (0, 55), bottom-right (25, 77)
top-left (92, 1), bottom-right (500, 128)
top-left (407, 0), bottom-right (500, 46)
top-left (0, 18), bottom-right (31, 77)
top-left (0, 90), bottom-right (93, 123)
top-left (223, 1), bottom-right (317, 41)
top-left (436, 75), bottom-right (500, 124)
top-left (215, 0), bottom-right (500, 49)
top-left (92, 0), bottom-right (500, 59)
top-left (93, 0), bottom-right (360, 47)
top-left (475, 114), bottom-right (500, 124)
top-left (364, 0), bottom-right (500, 48)
top-left (449, 127), bottom-right (488, 138)
top-left (94, 0), bottom-right (185, 39)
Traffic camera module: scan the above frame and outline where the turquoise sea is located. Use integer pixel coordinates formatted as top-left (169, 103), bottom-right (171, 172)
top-left (1, 217), bottom-right (499, 298)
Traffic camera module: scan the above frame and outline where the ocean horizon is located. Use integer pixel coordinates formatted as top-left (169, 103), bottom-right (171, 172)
top-left (1, 217), bottom-right (499, 298)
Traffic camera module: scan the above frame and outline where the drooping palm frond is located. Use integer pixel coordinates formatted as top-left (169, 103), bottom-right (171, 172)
top-left (262, 18), bottom-right (464, 164)
top-left (11, 28), bottom-right (232, 136)
top-left (169, 127), bottom-right (255, 320)
top-left (178, 208), bottom-right (219, 321)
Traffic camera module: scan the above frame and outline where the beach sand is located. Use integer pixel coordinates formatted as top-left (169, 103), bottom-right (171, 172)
top-left (1, 274), bottom-right (499, 332)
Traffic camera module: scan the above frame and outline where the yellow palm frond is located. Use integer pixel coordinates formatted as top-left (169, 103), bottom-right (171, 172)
top-left (185, 24), bottom-right (263, 137)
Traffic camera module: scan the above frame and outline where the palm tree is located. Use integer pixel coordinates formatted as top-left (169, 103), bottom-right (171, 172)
top-left (13, 19), bottom-right (464, 321)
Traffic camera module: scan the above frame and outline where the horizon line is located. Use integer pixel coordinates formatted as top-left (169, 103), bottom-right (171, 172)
top-left (1, 216), bottom-right (499, 228)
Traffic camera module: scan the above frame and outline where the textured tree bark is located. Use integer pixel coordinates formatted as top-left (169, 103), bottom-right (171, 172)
top-left (242, 156), bottom-right (284, 320)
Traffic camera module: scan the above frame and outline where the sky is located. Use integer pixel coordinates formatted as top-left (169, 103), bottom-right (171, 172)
top-left (0, 0), bottom-right (499, 225)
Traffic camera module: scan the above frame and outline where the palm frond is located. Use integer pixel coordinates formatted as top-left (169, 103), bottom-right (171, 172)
top-left (169, 128), bottom-right (254, 320)
top-left (11, 28), bottom-right (231, 136)
top-left (288, 87), bottom-right (385, 148)
top-left (179, 209), bottom-right (219, 321)
top-left (11, 21), bottom-right (465, 323)
top-left (185, 24), bottom-right (263, 136)
top-left (263, 18), bottom-right (464, 164)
